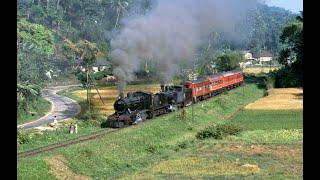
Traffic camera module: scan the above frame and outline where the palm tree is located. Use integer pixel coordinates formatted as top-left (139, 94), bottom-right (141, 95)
top-left (110, 0), bottom-right (129, 28)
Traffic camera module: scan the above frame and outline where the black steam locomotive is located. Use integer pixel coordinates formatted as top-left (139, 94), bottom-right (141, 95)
top-left (108, 85), bottom-right (192, 128)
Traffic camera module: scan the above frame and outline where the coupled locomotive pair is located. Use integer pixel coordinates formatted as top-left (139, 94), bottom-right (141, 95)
top-left (108, 69), bottom-right (243, 128)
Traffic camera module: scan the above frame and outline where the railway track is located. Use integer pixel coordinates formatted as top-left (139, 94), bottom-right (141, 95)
top-left (17, 128), bottom-right (118, 159)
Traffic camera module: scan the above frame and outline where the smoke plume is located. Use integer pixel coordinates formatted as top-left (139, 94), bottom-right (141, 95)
top-left (109, 0), bottom-right (260, 89)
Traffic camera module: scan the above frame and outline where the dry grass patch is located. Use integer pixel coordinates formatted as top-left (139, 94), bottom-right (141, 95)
top-left (225, 144), bottom-right (302, 159)
top-left (152, 158), bottom-right (259, 177)
top-left (45, 155), bottom-right (92, 180)
top-left (244, 88), bottom-right (303, 110)
top-left (266, 159), bottom-right (303, 177)
top-left (72, 84), bottom-right (160, 115)
top-left (243, 67), bottom-right (279, 74)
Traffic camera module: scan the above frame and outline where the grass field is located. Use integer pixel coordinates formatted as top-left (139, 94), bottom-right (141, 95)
top-left (243, 66), bottom-right (280, 74)
top-left (17, 97), bottom-right (52, 125)
top-left (17, 82), bottom-right (303, 179)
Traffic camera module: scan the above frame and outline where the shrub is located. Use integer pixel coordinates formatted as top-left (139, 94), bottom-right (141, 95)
top-left (270, 67), bottom-right (302, 88)
top-left (81, 111), bottom-right (102, 121)
top-left (176, 108), bottom-right (187, 121)
top-left (81, 111), bottom-right (92, 120)
top-left (146, 144), bottom-right (163, 154)
top-left (17, 128), bottom-right (30, 144)
top-left (196, 125), bottom-right (221, 140)
top-left (264, 76), bottom-right (275, 90)
top-left (216, 123), bottom-right (243, 136)
top-left (196, 123), bottom-right (243, 140)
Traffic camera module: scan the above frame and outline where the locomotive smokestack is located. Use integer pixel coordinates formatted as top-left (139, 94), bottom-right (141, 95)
top-left (118, 92), bottom-right (124, 99)
top-left (160, 84), bottom-right (165, 92)
top-left (118, 80), bottom-right (126, 99)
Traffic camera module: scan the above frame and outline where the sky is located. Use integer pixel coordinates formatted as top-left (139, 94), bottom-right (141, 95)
top-left (265, 0), bottom-right (303, 13)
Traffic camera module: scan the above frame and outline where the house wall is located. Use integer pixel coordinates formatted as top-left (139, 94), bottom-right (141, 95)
top-left (258, 57), bottom-right (272, 62)
top-left (93, 66), bottom-right (107, 73)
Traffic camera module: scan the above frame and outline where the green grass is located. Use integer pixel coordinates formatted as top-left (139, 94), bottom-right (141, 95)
top-left (18, 83), bottom-right (265, 179)
top-left (224, 109), bottom-right (303, 144)
top-left (17, 81), bottom-right (303, 179)
top-left (230, 110), bottom-right (303, 130)
top-left (17, 118), bottom-right (106, 152)
top-left (17, 158), bottom-right (56, 180)
top-left (17, 97), bottom-right (52, 125)
top-left (226, 129), bottom-right (303, 144)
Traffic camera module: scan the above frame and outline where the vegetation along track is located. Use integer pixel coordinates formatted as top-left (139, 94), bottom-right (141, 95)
top-left (18, 83), bottom-right (249, 159)
top-left (17, 128), bottom-right (118, 159)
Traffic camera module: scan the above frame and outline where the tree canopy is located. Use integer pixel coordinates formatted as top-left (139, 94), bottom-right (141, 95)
top-left (215, 51), bottom-right (243, 72)
top-left (271, 11), bottom-right (303, 87)
top-left (17, 18), bottom-right (55, 111)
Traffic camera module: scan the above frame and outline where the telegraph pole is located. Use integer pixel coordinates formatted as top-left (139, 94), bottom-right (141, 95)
top-left (242, 61), bottom-right (244, 97)
top-left (86, 64), bottom-right (91, 113)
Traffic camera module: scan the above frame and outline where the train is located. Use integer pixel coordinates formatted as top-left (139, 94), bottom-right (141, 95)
top-left (107, 69), bottom-right (244, 128)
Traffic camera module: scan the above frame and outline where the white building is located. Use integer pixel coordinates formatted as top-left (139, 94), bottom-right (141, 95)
top-left (255, 51), bottom-right (273, 63)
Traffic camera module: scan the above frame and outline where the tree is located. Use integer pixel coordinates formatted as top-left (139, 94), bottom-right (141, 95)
top-left (215, 51), bottom-right (243, 72)
top-left (296, 11), bottom-right (303, 22)
top-left (109, 0), bottom-right (129, 28)
top-left (17, 18), bottom-right (54, 57)
top-left (278, 21), bottom-right (303, 67)
top-left (59, 39), bottom-right (100, 85)
top-left (17, 18), bottom-right (54, 86)
top-left (272, 11), bottom-right (303, 87)
top-left (17, 18), bottom-right (54, 111)
top-left (60, 39), bottom-right (99, 65)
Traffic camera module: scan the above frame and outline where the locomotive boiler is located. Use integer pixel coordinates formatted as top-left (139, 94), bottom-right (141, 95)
top-left (108, 85), bottom-right (193, 128)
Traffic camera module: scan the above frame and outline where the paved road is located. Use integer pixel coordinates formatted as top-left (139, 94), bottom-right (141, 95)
top-left (17, 85), bottom-right (82, 129)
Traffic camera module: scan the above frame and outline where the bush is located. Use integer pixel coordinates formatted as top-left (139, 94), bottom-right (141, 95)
top-left (81, 111), bottom-right (92, 120)
top-left (216, 123), bottom-right (243, 136)
top-left (196, 123), bottom-right (243, 140)
top-left (196, 125), bottom-right (222, 140)
top-left (270, 67), bottom-right (302, 88)
top-left (17, 128), bottom-right (30, 144)
top-left (145, 144), bottom-right (163, 154)
top-left (176, 108), bottom-right (187, 121)
top-left (264, 76), bottom-right (274, 90)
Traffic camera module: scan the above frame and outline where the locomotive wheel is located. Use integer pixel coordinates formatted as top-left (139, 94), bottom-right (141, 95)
top-left (124, 120), bottom-right (130, 127)
top-left (147, 111), bottom-right (155, 119)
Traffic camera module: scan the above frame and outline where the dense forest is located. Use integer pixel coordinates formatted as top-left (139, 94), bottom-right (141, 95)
top-left (17, 0), bottom-right (302, 116)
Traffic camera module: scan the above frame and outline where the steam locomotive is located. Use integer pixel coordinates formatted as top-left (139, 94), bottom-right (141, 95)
top-left (108, 69), bottom-right (243, 128)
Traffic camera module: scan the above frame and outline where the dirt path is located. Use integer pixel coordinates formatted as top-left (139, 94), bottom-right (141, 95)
top-left (17, 85), bottom-right (81, 129)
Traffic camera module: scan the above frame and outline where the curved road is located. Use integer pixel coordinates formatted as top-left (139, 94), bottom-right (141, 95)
top-left (17, 85), bottom-right (82, 129)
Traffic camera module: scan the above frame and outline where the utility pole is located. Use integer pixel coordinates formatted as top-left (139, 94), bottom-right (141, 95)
top-left (270, 51), bottom-right (272, 72)
top-left (262, 59), bottom-right (264, 72)
top-left (88, 73), bottom-right (104, 105)
top-left (192, 99), bottom-right (194, 123)
top-left (242, 60), bottom-right (244, 97)
top-left (86, 64), bottom-right (91, 113)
